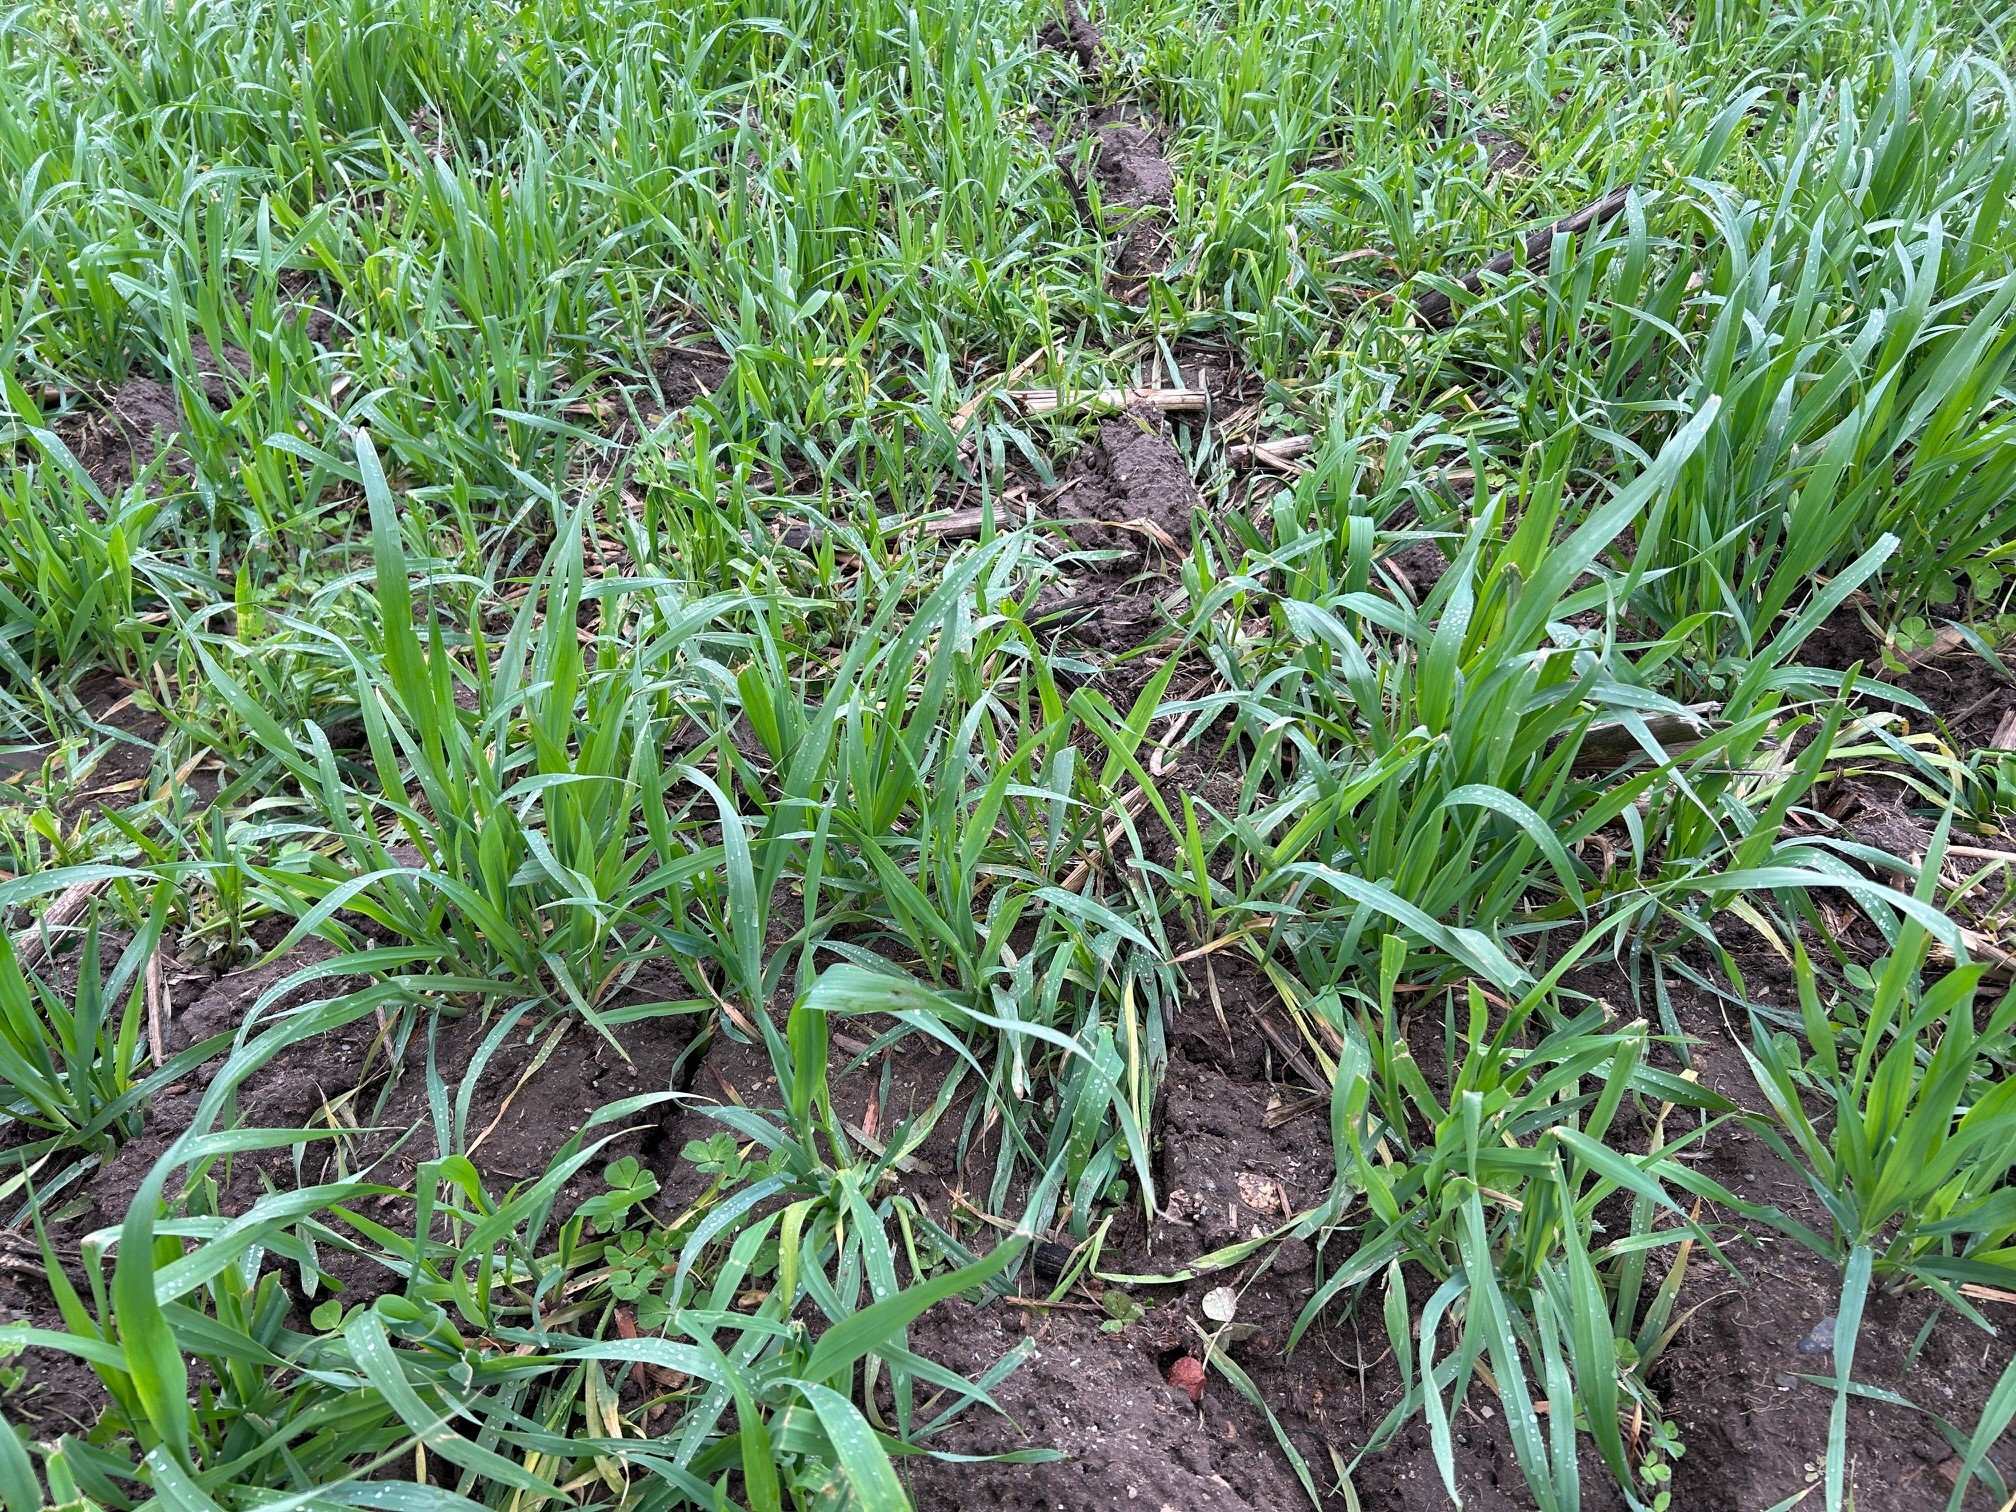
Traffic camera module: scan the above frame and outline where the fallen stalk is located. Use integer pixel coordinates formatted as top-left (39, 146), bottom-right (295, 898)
top-left (1007, 386), bottom-right (1207, 415)
top-left (1415, 186), bottom-right (1633, 327)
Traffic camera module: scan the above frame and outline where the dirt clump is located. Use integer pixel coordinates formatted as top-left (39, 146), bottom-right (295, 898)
top-left (1038, 0), bottom-right (1103, 74)
top-left (57, 338), bottom-right (256, 497)
top-left (1032, 4), bottom-right (1177, 289)
top-left (1090, 116), bottom-right (1175, 209)
top-left (1063, 408), bottom-right (1201, 562)
top-left (1385, 537), bottom-right (1452, 601)
top-left (1088, 112), bottom-right (1176, 279)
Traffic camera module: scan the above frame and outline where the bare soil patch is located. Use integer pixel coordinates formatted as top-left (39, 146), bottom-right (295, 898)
top-left (1040, 406), bottom-right (1202, 649)
top-left (904, 1296), bottom-right (1309, 1511)
top-left (65, 376), bottom-right (189, 496)
top-left (649, 333), bottom-right (732, 419)
top-left (902, 948), bottom-right (2014, 1510)
top-left (1037, 0), bottom-right (1104, 74)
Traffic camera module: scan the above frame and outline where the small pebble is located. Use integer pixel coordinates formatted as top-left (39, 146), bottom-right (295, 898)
top-left (1797, 1315), bottom-right (1837, 1355)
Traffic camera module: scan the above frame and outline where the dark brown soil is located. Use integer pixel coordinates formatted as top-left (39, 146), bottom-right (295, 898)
top-left (1474, 129), bottom-right (1535, 179)
top-left (296, 303), bottom-right (340, 348)
top-left (0, 941), bottom-right (355, 1437)
top-left (65, 376), bottom-right (190, 495)
top-left (646, 999), bottom-right (984, 1224)
top-left (1153, 1052), bottom-right (1318, 1263)
top-left (1386, 538), bottom-right (1452, 601)
top-left (5, 673), bottom-right (189, 816)
top-left (0, 672), bottom-right (228, 821)
top-left (277, 267), bottom-right (341, 347)
top-left (1800, 605), bottom-right (2016, 860)
top-left (1064, 410), bottom-right (1201, 563)
top-left (0, 1260), bottom-right (104, 1439)
top-left (1041, 407), bottom-right (1202, 649)
top-left (1171, 338), bottom-right (1264, 414)
top-left (1037, 0), bottom-right (1103, 74)
top-left (328, 995), bottom-right (704, 1279)
top-left (1803, 606), bottom-right (2015, 745)
top-left (188, 337), bottom-right (251, 411)
top-left (649, 334), bottom-right (731, 418)
top-left (903, 1297), bottom-right (1310, 1511)
top-left (904, 946), bottom-right (2016, 1510)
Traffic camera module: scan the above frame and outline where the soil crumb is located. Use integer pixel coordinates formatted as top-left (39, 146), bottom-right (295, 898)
top-left (1385, 538), bottom-right (1451, 600)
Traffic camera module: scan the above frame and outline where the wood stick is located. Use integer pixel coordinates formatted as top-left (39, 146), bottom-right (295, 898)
top-left (1252, 1012), bottom-right (1327, 1093)
top-left (12, 878), bottom-right (111, 970)
top-left (1569, 708), bottom-right (1719, 772)
top-left (1929, 926), bottom-right (2016, 983)
top-left (1007, 386), bottom-right (1207, 415)
top-left (1226, 435), bottom-right (1315, 469)
top-left (1060, 787), bottom-right (1152, 893)
top-left (1416, 187), bottom-right (1633, 328)
top-left (1900, 625), bottom-right (1969, 669)
top-left (146, 946), bottom-right (168, 1069)
top-left (924, 507), bottom-right (986, 539)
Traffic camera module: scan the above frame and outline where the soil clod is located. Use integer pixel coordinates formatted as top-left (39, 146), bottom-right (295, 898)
top-left (1037, 0), bottom-right (1103, 74)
